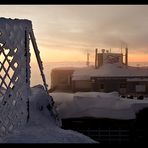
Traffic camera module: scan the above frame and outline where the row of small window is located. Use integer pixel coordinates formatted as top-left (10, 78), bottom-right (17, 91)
top-left (99, 83), bottom-right (126, 89)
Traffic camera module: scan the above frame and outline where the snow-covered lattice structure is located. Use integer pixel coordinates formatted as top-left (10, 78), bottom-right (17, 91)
top-left (0, 18), bottom-right (58, 139)
top-left (0, 18), bottom-right (31, 138)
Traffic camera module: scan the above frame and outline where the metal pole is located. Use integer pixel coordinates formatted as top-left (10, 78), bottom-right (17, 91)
top-left (29, 29), bottom-right (49, 94)
top-left (25, 29), bottom-right (30, 122)
top-left (29, 29), bottom-right (61, 126)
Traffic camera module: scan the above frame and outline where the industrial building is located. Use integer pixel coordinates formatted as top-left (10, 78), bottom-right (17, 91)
top-left (50, 47), bottom-right (148, 96)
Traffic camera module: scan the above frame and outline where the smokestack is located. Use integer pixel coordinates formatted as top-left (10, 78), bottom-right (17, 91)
top-left (125, 45), bottom-right (128, 66)
top-left (95, 48), bottom-right (98, 68)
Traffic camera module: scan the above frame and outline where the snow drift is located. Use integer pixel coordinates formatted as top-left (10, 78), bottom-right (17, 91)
top-left (51, 91), bottom-right (148, 120)
top-left (0, 85), bottom-right (96, 143)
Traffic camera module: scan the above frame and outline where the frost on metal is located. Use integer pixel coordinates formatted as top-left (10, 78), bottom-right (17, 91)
top-left (0, 18), bottom-right (32, 138)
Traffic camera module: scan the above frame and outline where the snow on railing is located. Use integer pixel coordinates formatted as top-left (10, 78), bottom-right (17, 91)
top-left (0, 18), bottom-right (31, 138)
top-left (0, 18), bottom-right (60, 139)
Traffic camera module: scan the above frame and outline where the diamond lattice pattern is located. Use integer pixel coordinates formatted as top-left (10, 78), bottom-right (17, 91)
top-left (0, 45), bottom-right (18, 97)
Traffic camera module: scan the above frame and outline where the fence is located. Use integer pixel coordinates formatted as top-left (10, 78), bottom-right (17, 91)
top-left (0, 18), bottom-right (31, 139)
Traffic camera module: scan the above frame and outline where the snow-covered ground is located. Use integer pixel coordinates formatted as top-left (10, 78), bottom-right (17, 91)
top-left (51, 91), bottom-right (148, 120)
top-left (0, 85), bottom-right (96, 143)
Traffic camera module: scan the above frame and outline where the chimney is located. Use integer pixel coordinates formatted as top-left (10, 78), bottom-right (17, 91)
top-left (95, 48), bottom-right (98, 68)
top-left (125, 45), bottom-right (128, 66)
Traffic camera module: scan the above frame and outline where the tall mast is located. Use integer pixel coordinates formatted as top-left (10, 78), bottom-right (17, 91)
top-left (86, 51), bottom-right (90, 67)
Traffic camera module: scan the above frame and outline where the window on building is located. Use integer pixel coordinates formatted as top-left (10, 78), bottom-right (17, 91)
top-left (100, 84), bottom-right (104, 89)
top-left (136, 85), bottom-right (146, 92)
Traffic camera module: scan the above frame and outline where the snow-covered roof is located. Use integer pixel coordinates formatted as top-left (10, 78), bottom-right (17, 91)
top-left (52, 67), bottom-right (80, 71)
top-left (72, 63), bottom-right (148, 80)
top-left (51, 91), bottom-right (148, 120)
top-left (72, 66), bottom-right (94, 80)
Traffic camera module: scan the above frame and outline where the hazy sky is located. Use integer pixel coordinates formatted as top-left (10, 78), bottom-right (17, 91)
top-left (0, 5), bottom-right (148, 62)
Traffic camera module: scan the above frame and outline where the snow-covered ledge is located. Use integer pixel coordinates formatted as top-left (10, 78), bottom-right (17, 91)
top-left (0, 18), bottom-right (31, 139)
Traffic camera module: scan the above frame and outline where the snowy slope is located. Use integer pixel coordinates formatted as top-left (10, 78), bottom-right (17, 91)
top-left (0, 85), bottom-right (96, 143)
top-left (51, 92), bottom-right (148, 120)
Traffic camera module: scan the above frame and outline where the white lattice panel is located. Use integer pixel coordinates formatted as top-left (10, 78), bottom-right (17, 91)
top-left (0, 18), bottom-right (31, 139)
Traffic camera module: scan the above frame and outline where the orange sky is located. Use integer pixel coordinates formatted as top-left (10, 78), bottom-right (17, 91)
top-left (30, 44), bottom-right (148, 63)
top-left (129, 53), bottom-right (148, 63)
top-left (0, 5), bottom-right (148, 64)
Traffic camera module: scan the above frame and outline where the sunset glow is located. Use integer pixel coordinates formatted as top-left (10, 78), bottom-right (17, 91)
top-left (129, 53), bottom-right (148, 63)
top-left (0, 5), bottom-right (148, 64)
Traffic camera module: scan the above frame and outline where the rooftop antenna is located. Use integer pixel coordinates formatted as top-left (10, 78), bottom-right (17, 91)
top-left (125, 43), bottom-right (128, 66)
top-left (29, 29), bottom-right (60, 125)
top-left (95, 48), bottom-right (98, 68)
top-left (86, 50), bottom-right (90, 67)
top-left (121, 43), bottom-right (122, 54)
top-left (29, 30), bottom-right (49, 94)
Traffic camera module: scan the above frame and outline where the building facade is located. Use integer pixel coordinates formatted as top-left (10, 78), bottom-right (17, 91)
top-left (50, 48), bottom-right (148, 96)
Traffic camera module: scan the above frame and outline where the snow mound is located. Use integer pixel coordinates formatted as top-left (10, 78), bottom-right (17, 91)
top-left (1, 85), bottom-right (96, 143)
top-left (51, 92), bottom-right (148, 120)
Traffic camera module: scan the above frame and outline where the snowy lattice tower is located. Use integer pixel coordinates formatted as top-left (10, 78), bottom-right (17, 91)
top-left (0, 18), bottom-right (31, 138)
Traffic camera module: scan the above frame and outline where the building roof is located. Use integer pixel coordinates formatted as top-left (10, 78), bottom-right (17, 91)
top-left (52, 67), bottom-right (80, 71)
top-left (72, 63), bottom-right (148, 80)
